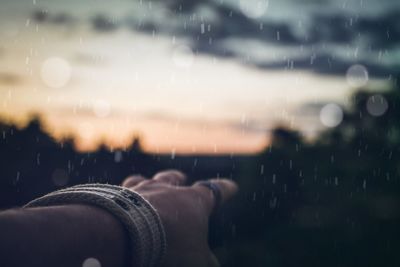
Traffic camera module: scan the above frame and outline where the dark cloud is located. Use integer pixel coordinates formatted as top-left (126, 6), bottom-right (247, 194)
top-left (357, 10), bottom-right (400, 49)
top-left (30, 4), bottom-right (400, 77)
top-left (162, 0), bottom-right (211, 12)
top-left (308, 10), bottom-right (400, 48)
top-left (125, 3), bottom-right (400, 77)
top-left (128, 0), bottom-right (400, 49)
top-left (308, 14), bottom-right (355, 44)
top-left (253, 53), bottom-right (398, 78)
top-left (32, 9), bottom-right (48, 22)
top-left (127, 4), bottom-right (299, 46)
top-left (32, 9), bottom-right (75, 26)
top-left (91, 15), bottom-right (119, 32)
top-left (32, 10), bottom-right (118, 32)
top-left (0, 72), bottom-right (23, 85)
top-left (30, 5), bottom-right (400, 50)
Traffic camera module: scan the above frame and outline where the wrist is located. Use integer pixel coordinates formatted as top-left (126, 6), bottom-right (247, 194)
top-left (24, 184), bottom-right (166, 267)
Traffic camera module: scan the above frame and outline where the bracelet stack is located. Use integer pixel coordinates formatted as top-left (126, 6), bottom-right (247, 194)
top-left (24, 184), bottom-right (166, 267)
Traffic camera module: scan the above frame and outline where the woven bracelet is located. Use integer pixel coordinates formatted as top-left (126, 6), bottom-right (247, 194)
top-left (24, 184), bottom-right (166, 267)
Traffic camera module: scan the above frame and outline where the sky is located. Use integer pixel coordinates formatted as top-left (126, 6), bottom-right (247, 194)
top-left (0, 0), bottom-right (399, 153)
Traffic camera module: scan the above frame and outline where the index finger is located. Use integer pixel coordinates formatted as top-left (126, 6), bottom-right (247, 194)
top-left (192, 179), bottom-right (238, 214)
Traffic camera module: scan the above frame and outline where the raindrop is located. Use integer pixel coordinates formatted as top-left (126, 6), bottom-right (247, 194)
top-left (14, 172), bottom-right (20, 185)
top-left (114, 151), bottom-right (123, 163)
top-left (346, 64), bottom-right (369, 88)
top-left (320, 103), bottom-right (343, 127)
top-left (269, 197), bottom-right (277, 209)
top-left (366, 94), bottom-right (388, 117)
top-left (41, 57), bottom-right (71, 88)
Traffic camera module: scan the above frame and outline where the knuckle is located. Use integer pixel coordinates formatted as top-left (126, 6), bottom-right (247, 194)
top-left (158, 169), bottom-right (186, 178)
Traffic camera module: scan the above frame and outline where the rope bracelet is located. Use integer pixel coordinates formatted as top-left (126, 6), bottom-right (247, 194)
top-left (23, 184), bottom-right (166, 267)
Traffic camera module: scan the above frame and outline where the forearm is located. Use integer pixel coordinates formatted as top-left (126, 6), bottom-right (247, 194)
top-left (0, 205), bottom-right (129, 267)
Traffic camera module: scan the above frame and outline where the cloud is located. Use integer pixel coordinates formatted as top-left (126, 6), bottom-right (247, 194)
top-left (253, 53), bottom-right (398, 78)
top-left (161, 0), bottom-right (212, 12)
top-left (32, 9), bottom-right (120, 33)
top-left (125, 1), bottom-right (400, 49)
top-left (32, 9), bottom-right (75, 26)
top-left (29, 4), bottom-right (400, 77)
top-left (126, 4), bottom-right (299, 46)
top-left (30, 4), bottom-right (400, 50)
top-left (296, 102), bottom-right (332, 117)
top-left (357, 10), bottom-right (400, 49)
top-left (309, 10), bottom-right (400, 48)
top-left (122, 4), bottom-right (399, 78)
top-left (91, 15), bottom-right (119, 32)
top-left (0, 72), bottom-right (23, 85)
top-left (308, 14), bottom-right (355, 44)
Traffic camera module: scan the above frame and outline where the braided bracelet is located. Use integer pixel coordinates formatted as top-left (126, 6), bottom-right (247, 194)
top-left (24, 184), bottom-right (166, 267)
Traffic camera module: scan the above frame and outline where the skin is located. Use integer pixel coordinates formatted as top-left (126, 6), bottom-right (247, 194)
top-left (0, 170), bottom-right (238, 267)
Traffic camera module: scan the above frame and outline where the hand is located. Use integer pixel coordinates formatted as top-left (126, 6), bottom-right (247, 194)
top-left (122, 170), bottom-right (238, 267)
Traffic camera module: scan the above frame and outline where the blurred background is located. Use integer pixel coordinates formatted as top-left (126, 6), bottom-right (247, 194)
top-left (1, 0), bottom-right (400, 266)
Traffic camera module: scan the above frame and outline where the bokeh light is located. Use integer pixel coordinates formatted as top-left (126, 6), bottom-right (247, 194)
top-left (40, 57), bottom-right (71, 88)
top-left (82, 258), bottom-right (101, 267)
top-left (114, 150), bottom-right (123, 163)
top-left (346, 64), bottom-right (369, 88)
top-left (366, 94), bottom-right (388, 116)
top-left (320, 103), bottom-right (343, 128)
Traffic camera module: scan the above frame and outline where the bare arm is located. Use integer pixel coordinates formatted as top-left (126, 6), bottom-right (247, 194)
top-left (0, 204), bottom-right (129, 267)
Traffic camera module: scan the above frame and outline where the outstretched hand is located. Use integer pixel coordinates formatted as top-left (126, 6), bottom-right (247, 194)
top-left (122, 170), bottom-right (238, 267)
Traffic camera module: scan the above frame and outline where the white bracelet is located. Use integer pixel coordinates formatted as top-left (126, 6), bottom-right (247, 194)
top-left (24, 184), bottom-right (166, 267)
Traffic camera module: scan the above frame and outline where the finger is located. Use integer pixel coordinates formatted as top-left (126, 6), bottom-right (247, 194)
top-left (122, 175), bottom-right (146, 188)
top-left (192, 179), bottom-right (238, 214)
top-left (152, 170), bottom-right (187, 186)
